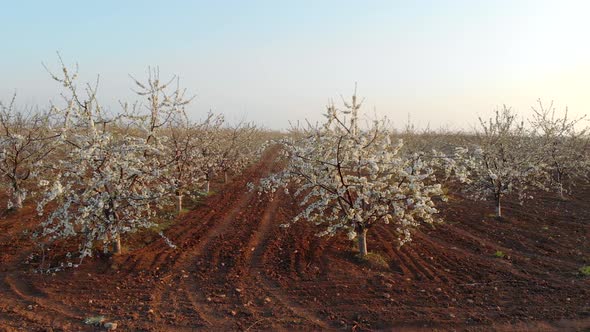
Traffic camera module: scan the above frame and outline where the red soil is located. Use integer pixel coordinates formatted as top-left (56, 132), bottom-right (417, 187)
top-left (0, 148), bottom-right (589, 331)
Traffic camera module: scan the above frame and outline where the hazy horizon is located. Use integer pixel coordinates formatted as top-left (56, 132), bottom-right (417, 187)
top-left (1, 0), bottom-right (589, 130)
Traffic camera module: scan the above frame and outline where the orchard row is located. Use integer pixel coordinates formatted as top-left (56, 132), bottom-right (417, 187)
top-left (253, 88), bottom-right (589, 256)
top-left (1, 60), bottom-right (271, 260)
top-left (1, 60), bottom-right (588, 262)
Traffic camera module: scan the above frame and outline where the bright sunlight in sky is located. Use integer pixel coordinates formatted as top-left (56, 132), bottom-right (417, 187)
top-left (1, 0), bottom-right (589, 130)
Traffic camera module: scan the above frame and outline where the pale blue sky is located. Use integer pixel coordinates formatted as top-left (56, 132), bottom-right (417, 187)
top-left (1, 0), bottom-right (589, 129)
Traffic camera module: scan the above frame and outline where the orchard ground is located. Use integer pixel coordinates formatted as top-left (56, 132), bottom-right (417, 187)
top-left (0, 148), bottom-right (588, 331)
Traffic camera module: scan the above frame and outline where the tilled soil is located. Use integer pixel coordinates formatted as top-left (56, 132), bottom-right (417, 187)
top-left (0, 148), bottom-right (589, 331)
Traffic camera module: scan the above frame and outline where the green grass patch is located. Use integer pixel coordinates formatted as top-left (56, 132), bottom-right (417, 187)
top-left (149, 218), bottom-right (176, 234)
top-left (494, 250), bottom-right (506, 258)
top-left (355, 252), bottom-right (390, 269)
top-left (84, 315), bottom-right (106, 326)
top-left (579, 265), bottom-right (590, 276)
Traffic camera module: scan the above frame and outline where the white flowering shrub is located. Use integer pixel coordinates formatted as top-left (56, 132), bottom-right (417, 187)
top-left (529, 100), bottom-right (589, 198)
top-left (0, 95), bottom-right (60, 210)
top-left (165, 113), bottom-right (263, 215)
top-left (38, 134), bottom-right (169, 257)
top-left (164, 112), bottom-right (224, 213)
top-left (460, 106), bottom-right (549, 217)
top-left (37, 59), bottom-right (174, 257)
top-left (216, 122), bottom-right (261, 184)
top-left (128, 67), bottom-right (193, 145)
top-left (255, 91), bottom-right (452, 256)
top-left (167, 119), bottom-right (202, 212)
top-left (128, 67), bottom-right (195, 213)
top-left (191, 113), bottom-right (226, 194)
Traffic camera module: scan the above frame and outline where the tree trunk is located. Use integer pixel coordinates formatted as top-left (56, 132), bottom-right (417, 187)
top-left (14, 193), bottom-right (23, 209)
top-left (224, 171), bottom-right (228, 184)
top-left (112, 234), bottom-right (122, 255)
top-left (10, 184), bottom-right (24, 210)
top-left (495, 197), bottom-right (502, 218)
top-left (13, 191), bottom-right (24, 210)
top-left (176, 195), bottom-right (183, 214)
top-left (205, 180), bottom-right (210, 194)
top-left (358, 228), bottom-right (368, 257)
top-left (558, 182), bottom-right (565, 200)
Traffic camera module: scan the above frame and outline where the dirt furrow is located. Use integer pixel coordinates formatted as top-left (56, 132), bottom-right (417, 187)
top-left (244, 196), bottom-right (332, 330)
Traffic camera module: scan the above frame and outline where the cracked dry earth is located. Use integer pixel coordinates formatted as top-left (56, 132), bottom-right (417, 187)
top-left (0, 147), bottom-right (589, 331)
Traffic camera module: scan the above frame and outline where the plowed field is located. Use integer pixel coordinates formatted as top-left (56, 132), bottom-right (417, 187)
top-left (0, 148), bottom-right (589, 331)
